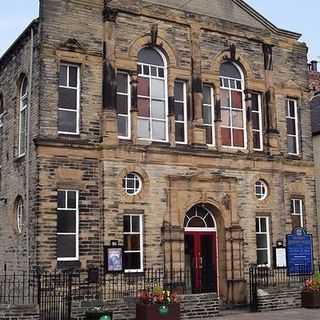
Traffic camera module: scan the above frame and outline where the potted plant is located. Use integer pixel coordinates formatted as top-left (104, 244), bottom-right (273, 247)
top-left (302, 273), bottom-right (320, 308)
top-left (136, 286), bottom-right (180, 320)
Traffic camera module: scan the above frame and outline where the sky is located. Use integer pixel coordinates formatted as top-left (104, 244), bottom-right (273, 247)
top-left (0, 1), bottom-right (319, 61)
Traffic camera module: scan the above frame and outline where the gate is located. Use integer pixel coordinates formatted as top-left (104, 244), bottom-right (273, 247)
top-left (38, 272), bottom-right (72, 320)
top-left (249, 265), bottom-right (258, 312)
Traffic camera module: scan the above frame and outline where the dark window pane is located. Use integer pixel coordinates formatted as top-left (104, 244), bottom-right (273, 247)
top-left (67, 191), bottom-right (77, 209)
top-left (57, 210), bottom-right (76, 233)
top-left (58, 87), bottom-right (77, 109)
top-left (205, 126), bottom-right (213, 145)
top-left (175, 122), bottom-right (185, 142)
top-left (138, 47), bottom-right (164, 66)
top-left (292, 215), bottom-right (302, 229)
top-left (203, 85), bottom-right (211, 105)
top-left (251, 94), bottom-right (259, 111)
top-left (143, 65), bottom-right (149, 75)
top-left (256, 219), bottom-right (259, 232)
top-left (58, 110), bottom-right (77, 133)
top-left (124, 234), bottom-right (140, 251)
top-left (205, 214), bottom-right (215, 227)
top-left (260, 218), bottom-right (267, 232)
top-left (221, 127), bottom-right (231, 146)
top-left (151, 67), bottom-right (157, 76)
top-left (69, 66), bottom-right (78, 87)
top-left (132, 216), bottom-right (140, 232)
top-left (137, 77), bottom-right (149, 97)
top-left (252, 113), bottom-right (260, 130)
top-left (117, 95), bottom-right (128, 114)
top-left (189, 217), bottom-right (205, 228)
top-left (118, 116), bottom-right (128, 137)
top-left (233, 129), bottom-right (244, 147)
top-left (59, 65), bottom-right (68, 86)
top-left (123, 216), bottom-right (130, 233)
top-left (57, 191), bottom-right (66, 208)
top-left (138, 98), bottom-right (150, 117)
top-left (231, 91), bottom-right (242, 109)
top-left (138, 64), bottom-right (142, 75)
top-left (203, 105), bottom-right (212, 125)
top-left (174, 82), bottom-right (184, 101)
top-left (257, 234), bottom-right (268, 248)
top-left (57, 235), bottom-right (76, 258)
top-left (288, 136), bottom-right (297, 154)
top-left (287, 119), bottom-right (296, 135)
top-left (175, 102), bottom-right (184, 121)
top-left (220, 62), bottom-right (241, 79)
top-left (257, 250), bottom-right (268, 265)
top-left (289, 101), bottom-right (296, 117)
top-left (124, 252), bottom-right (141, 270)
top-left (158, 68), bottom-right (164, 78)
top-left (253, 132), bottom-right (261, 150)
top-left (117, 73), bottom-right (128, 93)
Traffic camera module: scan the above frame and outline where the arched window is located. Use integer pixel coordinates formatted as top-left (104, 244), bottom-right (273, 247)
top-left (0, 93), bottom-right (4, 128)
top-left (220, 62), bottom-right (246, 148)
top-left (15, 196), bottom-right (24, 234)
top-left (137, 47), bottom-right (168, 142)
top-left (184, 205), bottom-right (216, 231)
top-left (18, 77), bottom-right (28, 156)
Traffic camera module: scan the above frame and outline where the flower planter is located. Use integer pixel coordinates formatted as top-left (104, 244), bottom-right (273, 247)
top-left (136, 303), bottom-right (180, 320)
top-left (302, 291), bottom-right (320, 308)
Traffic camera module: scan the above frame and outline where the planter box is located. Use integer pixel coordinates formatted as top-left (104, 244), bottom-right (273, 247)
top-left (136, 303), bottom-right (180, 320)
top-left (302, 291), bottom-right (320, 308)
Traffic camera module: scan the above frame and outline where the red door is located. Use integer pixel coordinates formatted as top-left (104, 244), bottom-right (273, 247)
top-left (185, 232), bottom-right (217, 293)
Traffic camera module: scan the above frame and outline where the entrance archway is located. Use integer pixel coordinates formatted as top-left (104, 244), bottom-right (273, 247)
top-left (184, 204), bottom-right (218, 293)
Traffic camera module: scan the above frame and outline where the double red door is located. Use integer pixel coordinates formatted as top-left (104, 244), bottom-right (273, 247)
top-left (185, 232), bottom-right (217, 293)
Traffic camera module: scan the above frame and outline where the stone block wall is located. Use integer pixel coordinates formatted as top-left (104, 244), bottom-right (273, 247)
top-left (71, 293), bottom-right (220, 320)
top-left (0, 305), bottom-right (39, 320)
top-left (257, 287), bottom-right (302, 312)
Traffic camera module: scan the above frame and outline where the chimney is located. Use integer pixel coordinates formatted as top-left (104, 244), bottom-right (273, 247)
top-left (310, 60), bottom-right (318, 72)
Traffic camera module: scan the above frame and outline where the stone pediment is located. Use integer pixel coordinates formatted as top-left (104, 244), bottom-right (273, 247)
top-left (141, 0), bottom-right (301, 39)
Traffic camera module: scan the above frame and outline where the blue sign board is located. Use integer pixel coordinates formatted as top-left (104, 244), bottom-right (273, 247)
top-left (286, 228), bottom-right (313, 275)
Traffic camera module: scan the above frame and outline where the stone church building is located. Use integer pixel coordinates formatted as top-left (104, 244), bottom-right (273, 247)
top-left (0, 0), bottom-right (318, 305)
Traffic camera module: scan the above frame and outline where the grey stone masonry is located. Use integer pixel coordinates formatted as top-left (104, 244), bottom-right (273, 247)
top-left (0, 305), bottom-right (39, 320)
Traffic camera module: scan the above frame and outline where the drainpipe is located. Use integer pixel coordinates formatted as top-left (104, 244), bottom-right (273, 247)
top-left (26, 25), bottom-right (34, 273)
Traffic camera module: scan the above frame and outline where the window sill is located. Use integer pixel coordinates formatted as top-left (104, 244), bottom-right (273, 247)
top-left (57, 260), bottom-right (81, 271)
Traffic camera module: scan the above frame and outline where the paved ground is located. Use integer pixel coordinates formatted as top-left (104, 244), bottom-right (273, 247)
top-left (218, 308), bottom-right (319, 319)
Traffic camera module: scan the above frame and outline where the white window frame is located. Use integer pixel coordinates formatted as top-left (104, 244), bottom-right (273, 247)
top-left (16, 197), bottom-right (24, 234)
top-left (286, 99), bottom-right (300, 155)
top-left (117, 71), bottom-right (131, 140)
top-left (57, 189), bottom-right (79, 261)
top-left (124, 214), bottom-right (144, 273)
top-left (18, 78), bottom-right (28, 157)
top-left (203, 84), bottom-right (215, 147)
top-left (137, 48), bottom-right (168, 143)
top-left (291, 198), bottom-right (304, 228)
top-left (174, 80), bottom-right (188, 144)
top-left (255, 180), bottom-right (268, 201)
top-left (252, 93), bottom-right (263, 151)
top-left (58, 63), bottom-right (80, 135)
top-left (123, 173), bottom-right (142, 196)
top-left (256, 216), bottom-right (271, 267)
top-left (220, 63), bottom-right (247, 150)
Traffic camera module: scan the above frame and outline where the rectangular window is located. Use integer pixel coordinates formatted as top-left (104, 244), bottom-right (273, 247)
top-left (137, 63), bottom-right (167, 142)
top-left (57, 190), bottom-right (79, 261)
top-left (256, 216), bottom-right (270, 267)
top-left (58, 64), bottom-right (80, 134)
top-left (203, 84), bottom-right (215, 146)
top-left (251, 93), bottom-right (263, 151)
top-left (174, 80), bottom-right (187, 144)
top-left (286, 99), bottom-right (299, 155)
top-left (123, 214), bottom-right (143, 272)
top-left (117, 72), bottom-right (131, 139)
top-left (291, 198), bottom-right (304, 229)
top-left (19, 93), bottom-right (28, 156)
top-left (220, 77), bottom-right (246, 148)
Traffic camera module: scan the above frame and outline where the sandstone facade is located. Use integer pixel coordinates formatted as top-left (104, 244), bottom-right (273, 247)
top-left (0, 0), bottom-right (318, 305)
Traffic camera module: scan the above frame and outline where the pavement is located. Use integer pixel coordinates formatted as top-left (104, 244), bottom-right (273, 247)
top-left (218, 308), bottom-right (319, 319)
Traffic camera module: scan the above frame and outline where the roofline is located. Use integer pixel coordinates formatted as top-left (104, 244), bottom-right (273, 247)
top-left (232, 0), bottom-right (301, 40)
top-left (0, 18), bottom-right (39, 68)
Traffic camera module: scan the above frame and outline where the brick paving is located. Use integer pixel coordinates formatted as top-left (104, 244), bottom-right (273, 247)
top-left (218, 308), bottom-right (318, 319)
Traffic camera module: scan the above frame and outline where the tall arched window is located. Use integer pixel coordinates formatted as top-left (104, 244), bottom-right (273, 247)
top-left (220, 62), bottom-right (246, 148)
top-left (18, 77), bottom-right (28, 156)
top-left (137, 47), bottom-right (168, 142)
top-left (0, 93), bottom-right (4, 128)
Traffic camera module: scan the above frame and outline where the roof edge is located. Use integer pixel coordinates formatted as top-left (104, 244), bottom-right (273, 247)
top-left (232, 0), bottom-right (301, 40)
top-left (0, 18), bottom-right (39, 69)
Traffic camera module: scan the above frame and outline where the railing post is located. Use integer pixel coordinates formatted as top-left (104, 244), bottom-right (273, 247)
top-left (67, 272), bottom-right (73, 320)
top-left (249, 265), bottom-right (258, 312)
top-left (37, 271), bottom-right (41, 306)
